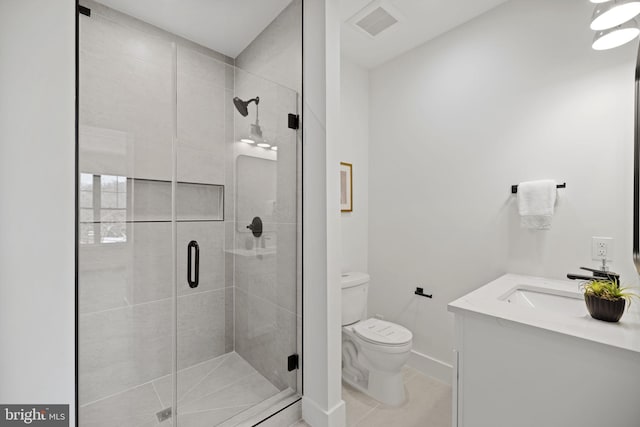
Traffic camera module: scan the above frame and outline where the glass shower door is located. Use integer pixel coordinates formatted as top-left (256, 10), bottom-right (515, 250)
top-left (78, 8), bottom-right (178, 427)
top-left (230, 67), bottom-right (300, 398)
top-left (172, 47), bottom-right (301, 426)
top-left (169, 43), bottom-right (234, 425)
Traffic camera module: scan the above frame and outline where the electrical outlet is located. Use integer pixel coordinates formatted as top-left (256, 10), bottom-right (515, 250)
top-left (592, 237), bottom-right (614, 261)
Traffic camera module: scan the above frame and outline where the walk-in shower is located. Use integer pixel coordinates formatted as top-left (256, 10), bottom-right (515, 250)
top-left (77, 1), bottom-right (302, 425)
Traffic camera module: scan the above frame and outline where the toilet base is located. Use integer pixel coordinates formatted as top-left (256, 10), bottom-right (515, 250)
top-left (342, 368), bottom-right (407, 406)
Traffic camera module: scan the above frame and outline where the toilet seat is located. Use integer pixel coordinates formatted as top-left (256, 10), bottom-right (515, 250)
top-left (353, 318), bottom-right (412, 347)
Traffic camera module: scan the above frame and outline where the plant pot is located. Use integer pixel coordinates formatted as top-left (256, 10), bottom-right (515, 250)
top-left (584, 294), bottom-right (626, 323)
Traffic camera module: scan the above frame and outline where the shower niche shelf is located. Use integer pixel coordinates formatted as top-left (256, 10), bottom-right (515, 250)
top-left (224, 247), bottom-right (277, 257)
top-left (79, 174), bottom-right (224, 224)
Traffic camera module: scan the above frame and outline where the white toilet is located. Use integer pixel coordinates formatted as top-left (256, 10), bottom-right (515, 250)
top-left (341, 272), bottom-right (413, 406)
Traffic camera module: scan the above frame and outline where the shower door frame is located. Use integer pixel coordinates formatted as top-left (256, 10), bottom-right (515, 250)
top-left (74, 2), bottom-right (80, 425)
top-left (73, 1), bottom-right (305, 425)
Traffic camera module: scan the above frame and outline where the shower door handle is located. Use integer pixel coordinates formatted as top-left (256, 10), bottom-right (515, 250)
top-left (187, 240), bottom-right (199, 288)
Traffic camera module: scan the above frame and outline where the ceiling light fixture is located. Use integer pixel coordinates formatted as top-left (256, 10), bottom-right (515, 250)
top-left (592, 19), bottom-right (640, 49)
top-left (591, 0), bottom-right (640, 31)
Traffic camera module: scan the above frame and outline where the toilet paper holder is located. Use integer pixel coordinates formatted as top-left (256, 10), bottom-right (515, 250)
top-left (415, 287), bottom-right (433, 299)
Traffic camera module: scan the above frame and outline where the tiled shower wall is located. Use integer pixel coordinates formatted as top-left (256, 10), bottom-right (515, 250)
top-left (232, 0), bottom-right (303, 394)
top-left (78, 0), bottom-right (235, 417)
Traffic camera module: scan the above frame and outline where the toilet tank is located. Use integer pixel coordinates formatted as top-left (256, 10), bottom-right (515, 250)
top-left (341, 272), bottom-right (370, 326)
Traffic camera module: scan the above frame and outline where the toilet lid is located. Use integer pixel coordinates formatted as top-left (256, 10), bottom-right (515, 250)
top-left (353, 318), bottom-right (412, 346)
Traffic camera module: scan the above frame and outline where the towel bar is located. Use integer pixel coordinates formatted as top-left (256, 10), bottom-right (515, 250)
top-left (511, 182), bottom-right (566, 194)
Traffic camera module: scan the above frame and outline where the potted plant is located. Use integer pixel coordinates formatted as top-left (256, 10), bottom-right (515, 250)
top-left (582, 279), bottom-right (638, 323)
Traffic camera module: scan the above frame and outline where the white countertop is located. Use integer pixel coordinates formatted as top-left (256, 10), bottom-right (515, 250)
top-left (448, 274), bottom-right (640, 354)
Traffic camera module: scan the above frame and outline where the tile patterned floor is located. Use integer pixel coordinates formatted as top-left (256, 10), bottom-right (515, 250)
top-left (342, 367), bottom-right (451, 427)
top-left (166, 352), bottom-right (282, 427)
top-left (83, 360), bottom-right (448, 427)
top-left (80, 352), bottom-right (281, 427)
top-left (290, 367), bottom-right (451, 427)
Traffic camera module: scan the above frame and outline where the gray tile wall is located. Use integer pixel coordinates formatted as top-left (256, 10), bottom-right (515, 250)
top-left (235, 0), bottom-right (303, 94)
top-left (231, 2), bottom-right (302, 393)
top-left (176, 45), bottom-right (233, 186)
top-left (79, 222), bottom-right (172, 314)
top-left (79, 5), bottom-right (174, 182)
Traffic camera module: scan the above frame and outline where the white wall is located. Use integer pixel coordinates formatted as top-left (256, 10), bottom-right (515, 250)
top-left (302, 0), bottom-right (345, 425)
top-left (368, 0), bottom-right (638, 379)
top-left (340, 59), bottom-right (369, 273)
top-left (0, 0), bottom-right (76, 422)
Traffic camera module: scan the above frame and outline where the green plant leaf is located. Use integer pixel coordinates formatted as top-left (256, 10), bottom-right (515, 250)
top-left (582, 279), bottom-right (640, 308)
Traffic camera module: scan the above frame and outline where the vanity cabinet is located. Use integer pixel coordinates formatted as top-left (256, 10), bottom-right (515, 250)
top-left (449, 274), bottom-right (640, 427)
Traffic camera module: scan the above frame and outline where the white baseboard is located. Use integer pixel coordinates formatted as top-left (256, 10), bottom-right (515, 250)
top-left (302, 397), bottom-right (346, 427)
top-left (407, 349), bottom-right (453, 385)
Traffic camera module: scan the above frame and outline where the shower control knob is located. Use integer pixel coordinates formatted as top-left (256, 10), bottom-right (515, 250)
top-left (247, 216), bottom-right (263, 238)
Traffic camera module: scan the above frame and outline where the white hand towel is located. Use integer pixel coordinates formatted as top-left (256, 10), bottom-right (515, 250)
top-left (517, 180), bottom-right (557, 230)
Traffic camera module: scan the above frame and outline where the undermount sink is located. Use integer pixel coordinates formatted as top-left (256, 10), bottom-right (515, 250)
top-left (500, 285), bottom-right (587, 317)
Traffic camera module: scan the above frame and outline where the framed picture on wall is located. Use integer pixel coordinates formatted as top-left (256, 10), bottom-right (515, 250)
top-left (340, 162), bottom-right (353, 212)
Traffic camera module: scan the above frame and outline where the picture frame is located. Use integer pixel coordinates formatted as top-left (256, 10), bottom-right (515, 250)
top-left (340, 162), bottom-right (353, 212)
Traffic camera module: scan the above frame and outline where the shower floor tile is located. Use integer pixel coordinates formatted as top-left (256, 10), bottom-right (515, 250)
top-left (173, 352), bottom-right (280, 426)
top-left (80, 352), bottom-right (280, 427)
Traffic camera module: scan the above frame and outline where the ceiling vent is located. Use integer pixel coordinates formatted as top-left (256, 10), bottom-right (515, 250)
top-left (349, 1), bottom-right (402, 38)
